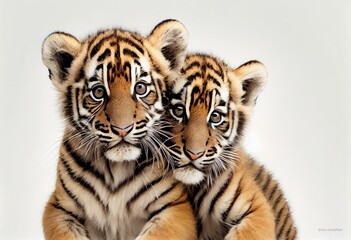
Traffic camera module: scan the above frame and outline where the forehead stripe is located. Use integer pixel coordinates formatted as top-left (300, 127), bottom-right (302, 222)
top-left (206, 62), bottom-right (223, 77)
top-left (119, 36), bottom-right (144, 55)
top-left (206, 74), bottom-right (221, 87)
top-left (186, 72), bottom-right (202, 82)
top-left (90, 34), bottom-right (115, 59)
top-left (183, 61), bottom-right (200, 72)
top-left (97, 48), bottom-right (111, 62)
top-left (123, 48), bottom-right (139, 59)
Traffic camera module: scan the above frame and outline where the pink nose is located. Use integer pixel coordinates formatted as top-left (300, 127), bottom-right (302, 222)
top-left (111, 123), bottom-right (133, 137)
top-left (186, 149), bottom-right (205, 161)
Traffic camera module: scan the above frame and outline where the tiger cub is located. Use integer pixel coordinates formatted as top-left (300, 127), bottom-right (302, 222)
top-left (164, 54), bottom-right (297, 239)
top-left (41, 20), bottom-right (196, 240)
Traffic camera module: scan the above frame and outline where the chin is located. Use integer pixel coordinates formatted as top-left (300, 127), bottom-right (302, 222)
top-left (174, 167), bottom-right (204, 185)
top-left (105, 143), bottom-right (141, 162)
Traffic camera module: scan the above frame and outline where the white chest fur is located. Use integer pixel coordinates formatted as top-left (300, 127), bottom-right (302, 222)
top-left (73, 160), bottom-right (173, 240)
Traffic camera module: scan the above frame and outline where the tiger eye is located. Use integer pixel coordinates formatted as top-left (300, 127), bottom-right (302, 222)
top-left (135, 82), bottom-right (147, 96)
top-left (210, 111), bottom-right (222, 124)
top-left (173, 105), bottom-right (185, 118)
top-left (91, 86), bottom-right (106, 100)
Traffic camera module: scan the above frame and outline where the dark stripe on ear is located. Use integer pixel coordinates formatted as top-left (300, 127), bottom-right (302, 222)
top-left (241, 78), bottom-right (257, 105)
top-left (54, 51), bottom-right (74, 81)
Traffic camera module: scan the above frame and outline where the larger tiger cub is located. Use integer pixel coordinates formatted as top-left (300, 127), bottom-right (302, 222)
top-left (165, 54), bottom-right (297, 239)
top-left (41, 20), bottom-right (196, 240)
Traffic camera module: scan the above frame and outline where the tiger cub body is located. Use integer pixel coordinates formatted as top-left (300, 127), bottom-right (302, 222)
top-left (41, 20), bottom-right (196, 240)
top-left (165, 54), bottom-right (297, 239)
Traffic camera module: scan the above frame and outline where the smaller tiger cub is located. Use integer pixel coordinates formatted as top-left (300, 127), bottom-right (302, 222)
top-left (165, 54), bottom-right (296, 239)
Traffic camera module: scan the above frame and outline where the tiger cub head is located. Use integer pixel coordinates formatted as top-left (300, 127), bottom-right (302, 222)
top-left (41, 20), bottom-right (188, 162)
top-left (165, 54), bottom-right (267, 184)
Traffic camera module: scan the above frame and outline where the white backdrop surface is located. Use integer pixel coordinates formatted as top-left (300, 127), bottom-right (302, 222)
top-left (0, 0), bottom-right (350, 239)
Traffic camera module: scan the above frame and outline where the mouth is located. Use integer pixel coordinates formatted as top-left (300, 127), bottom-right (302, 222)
top-left (105, 139), bottom-right (141, 162)
top-left (107, 139), bottom-right (133, 150)
top-left (173, 164), bottom-right (204, 185)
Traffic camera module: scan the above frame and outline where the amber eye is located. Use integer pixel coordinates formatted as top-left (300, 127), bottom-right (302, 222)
top-left (135, 82), bottom-right (148, 96)
top-left (172, 104), bottom-right (185, 118)
top-left (90, 85), bottom-right (106, 101)
top-left (210, 111), bottom-right (223, 125)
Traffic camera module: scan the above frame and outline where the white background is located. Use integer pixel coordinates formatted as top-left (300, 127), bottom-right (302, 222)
top-left (0, 0), bottom-right (350, 239)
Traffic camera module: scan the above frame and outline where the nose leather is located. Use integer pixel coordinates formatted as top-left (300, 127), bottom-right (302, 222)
top-left (186, 148), bottom-right (205, 161)
top-left (111, 123), bottom-right (133, 137)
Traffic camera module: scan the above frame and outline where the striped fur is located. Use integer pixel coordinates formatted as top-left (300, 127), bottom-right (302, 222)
top-left (41, 20), bottom-right (196, 240)
top-left (164, 54), bottom-right (297, 239)
top-left (247, 158), bottom-right (298, 239)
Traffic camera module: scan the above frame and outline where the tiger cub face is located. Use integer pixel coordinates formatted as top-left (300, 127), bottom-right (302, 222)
top-left (166, 54), bottom-right (267, 184)
top-left (42, 20), bottom-right (188, 162)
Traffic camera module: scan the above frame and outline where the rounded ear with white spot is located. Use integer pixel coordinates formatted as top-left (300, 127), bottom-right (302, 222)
top-left (228, 61), bottom-right (267, 107)
top-left (146, 19), bottom-right (189, 72)
top-left (41, 32), bottom-right (81, 88)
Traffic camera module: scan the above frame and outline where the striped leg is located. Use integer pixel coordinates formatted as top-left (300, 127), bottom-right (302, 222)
top-left (136, 188), bottom-right (196, 240)
top-left (223, 173), bottom-right (275, 240)
top-left (43, 181), bottom-right (88, 240)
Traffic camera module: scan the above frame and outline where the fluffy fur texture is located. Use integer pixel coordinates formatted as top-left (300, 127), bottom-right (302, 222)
top-left (41, 20), bottom-right (196, 240)
top-left (165, 54), bottom-right (297, 239)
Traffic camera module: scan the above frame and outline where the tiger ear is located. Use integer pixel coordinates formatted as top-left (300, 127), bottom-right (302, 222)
top-left (146, 19), bottom-right (188, 72)
top-left (228, 61), bottom-right (267, 107)
top-left (42, 32), bottom-right (81, 87)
